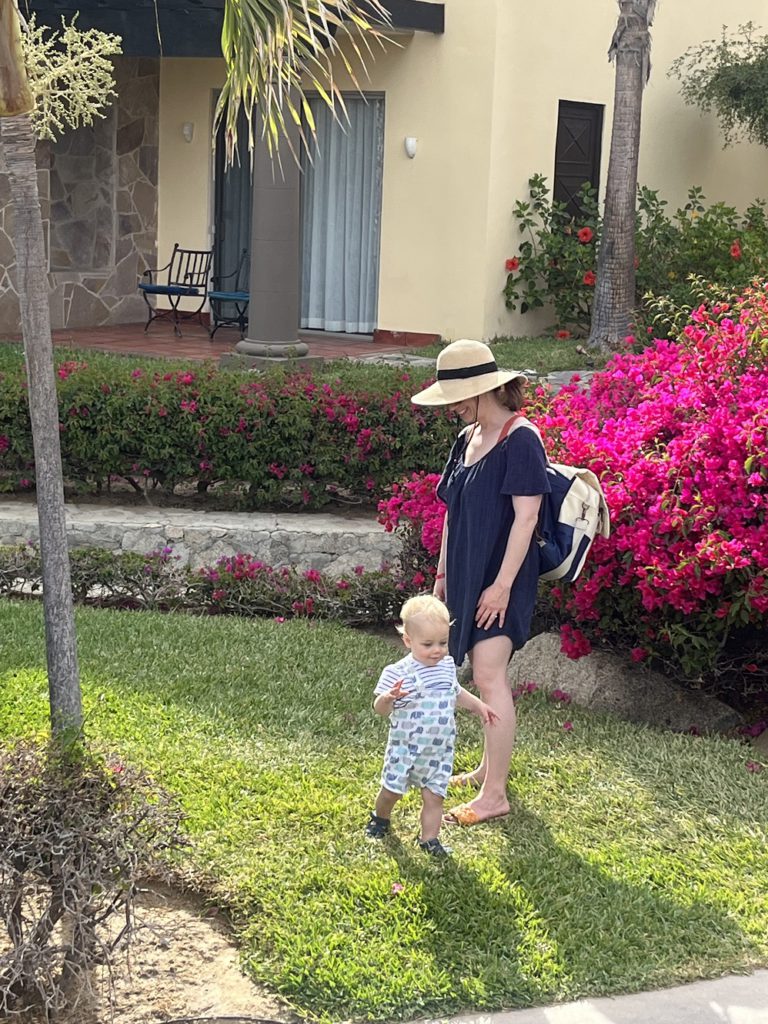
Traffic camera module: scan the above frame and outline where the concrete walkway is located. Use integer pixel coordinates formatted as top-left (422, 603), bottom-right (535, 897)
top-left (416, 971), bottom-right (768, 1024)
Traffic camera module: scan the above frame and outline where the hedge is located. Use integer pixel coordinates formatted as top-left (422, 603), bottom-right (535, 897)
top-left (0, 359), bottom-right (457, 508)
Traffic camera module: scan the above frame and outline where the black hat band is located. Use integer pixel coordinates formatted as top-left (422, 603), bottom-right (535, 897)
top-left (437, 360), bottom-right (498, 381)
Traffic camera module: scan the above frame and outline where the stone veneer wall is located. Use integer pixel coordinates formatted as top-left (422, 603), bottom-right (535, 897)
top-left (0, 504), bottom-right (399, 575)
top-left (0, 57), bottom-right (158, 334)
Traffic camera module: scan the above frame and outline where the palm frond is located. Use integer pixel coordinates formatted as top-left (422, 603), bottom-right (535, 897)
top-left (216, 0), bottom-right (390, 165)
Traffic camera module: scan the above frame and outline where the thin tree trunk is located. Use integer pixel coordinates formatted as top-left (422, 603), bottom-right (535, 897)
top-left (0, 113), bottom-right (82, 739)
top-left (589, 0), bottom-right (655, 350)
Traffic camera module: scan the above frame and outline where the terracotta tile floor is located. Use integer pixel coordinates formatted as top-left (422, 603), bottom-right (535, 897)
top-left (2, 322), bottom-right (433, 362)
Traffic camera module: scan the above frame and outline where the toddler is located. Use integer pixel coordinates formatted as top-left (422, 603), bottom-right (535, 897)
top-left (365, 594), bottom-right (498, 856)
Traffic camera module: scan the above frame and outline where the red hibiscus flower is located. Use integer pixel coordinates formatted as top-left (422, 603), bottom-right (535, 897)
top-left (577, 227), bottom-right (594, 244)
top-left (505, 257), bottom-right (520, 273)
top-left (730, 240), bottom-right (742, 260)
top-left (555, 330), bottom-right (571, 340)
top-left (583, 270), bottom-right (596, 286)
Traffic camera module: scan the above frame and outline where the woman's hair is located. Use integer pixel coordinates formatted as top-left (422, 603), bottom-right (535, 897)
top-left (397, 594), bottom-right (450, 634)
top-left (497, 378), bottom-right (526, 412)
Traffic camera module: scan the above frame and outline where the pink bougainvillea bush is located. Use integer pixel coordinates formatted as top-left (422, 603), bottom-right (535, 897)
top-left (540, 286), bottom-right (768, 696)
top-left (0, 360), bottom-right (454, 508)
top-left (377, 472), bottom-right (445, 586)
top-left (380, 288), bottom-right (768, 698)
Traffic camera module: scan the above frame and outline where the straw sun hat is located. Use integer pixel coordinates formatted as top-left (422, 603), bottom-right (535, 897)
top-left (410, 339), bottom-right (527, 407)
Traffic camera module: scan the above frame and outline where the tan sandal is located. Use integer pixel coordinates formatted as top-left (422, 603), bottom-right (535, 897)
top-left (449, 772), bottom-right (483, 790)
top-left (443, 803), bottom-right (508, 827)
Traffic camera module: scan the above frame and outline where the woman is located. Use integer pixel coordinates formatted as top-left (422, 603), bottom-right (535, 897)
top-left (411, 339), bottom-right (549, 826)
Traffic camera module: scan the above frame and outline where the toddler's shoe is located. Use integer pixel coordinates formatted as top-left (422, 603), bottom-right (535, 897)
top-left (365, 812), bottom-right (391, 839)
top-left (417, 836), bottom-right (452, 857)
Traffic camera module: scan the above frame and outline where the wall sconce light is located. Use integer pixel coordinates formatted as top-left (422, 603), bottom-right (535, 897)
top-left (404, 136), bottom-right (417, 159)
top-left (181, 121), bottom-right (195, 144)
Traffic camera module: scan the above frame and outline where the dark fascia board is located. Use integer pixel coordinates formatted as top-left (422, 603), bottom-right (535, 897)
top-left (27, 1), bottom-right (443, 57)
top-left (377, 1), bottom-right (444, 34)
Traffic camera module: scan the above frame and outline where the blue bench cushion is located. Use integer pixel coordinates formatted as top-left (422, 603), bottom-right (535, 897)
top-left (209, 290), bottom-right (250, 302)
top-left (139, 283), bottom-right (201, 296)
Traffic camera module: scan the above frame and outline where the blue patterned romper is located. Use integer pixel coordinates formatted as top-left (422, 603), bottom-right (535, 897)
top-left (374, 653), bottom-right (460, 798)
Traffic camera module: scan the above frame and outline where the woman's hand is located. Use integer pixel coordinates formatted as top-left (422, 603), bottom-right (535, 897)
top-left (433, 574), bottom-right (446, 601)
top-left (475, 580), bottom-right (511, 629)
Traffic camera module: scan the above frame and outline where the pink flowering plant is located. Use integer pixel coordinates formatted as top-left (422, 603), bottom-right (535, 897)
top-left (0, 360), bottom-right (454, 506)
top-left (377, 472), bottom-right (446, 584)
top-left (375, 288), bottom-right (768, 698)
top-left (0, 544), bottom-right (406, 626)
top-left (540, 284), bottom-right (768, 696)
top-left (197, 554), bottom-right (402, 624)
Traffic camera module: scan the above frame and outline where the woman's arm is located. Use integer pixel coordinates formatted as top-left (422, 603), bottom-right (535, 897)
top-left (475, 494), bottom-right (542, 629)
top-left (433, 510), bottom-right (449, 601)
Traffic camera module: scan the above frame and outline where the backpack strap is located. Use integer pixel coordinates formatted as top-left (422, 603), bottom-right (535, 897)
top-left (497, 412), bottom-right (524, 442)
top-left (504, 415), bottom-right (549, 462)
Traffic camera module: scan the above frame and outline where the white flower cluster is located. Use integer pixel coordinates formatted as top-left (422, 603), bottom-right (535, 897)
top-left (20, 14), bottom-right (122, 141)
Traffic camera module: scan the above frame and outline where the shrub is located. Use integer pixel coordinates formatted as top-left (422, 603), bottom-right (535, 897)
top-left (0, 360), bottom-right (454, 507)
top-left (0, 740), bottom-right (184, 1018)
top-left (198, 554), bottom-right (403, 624)
top-left (639, 274), bottom-right (742, 341)
top-left (377, 471), bottom-right (445, 584)
top-left (504, 175), bottom-right (768, 339)
top-left (540, 285), bottom-right (768, 698)
top-left (0, 545), bottom-right (409, 626)
top-left (503, 173), bottom-right (600, 336)
top-left (376, 289), bottom-right (768, 699)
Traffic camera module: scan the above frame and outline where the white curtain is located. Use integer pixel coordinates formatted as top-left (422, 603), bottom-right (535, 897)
top-left (300, 96), bottom-right (384, 334)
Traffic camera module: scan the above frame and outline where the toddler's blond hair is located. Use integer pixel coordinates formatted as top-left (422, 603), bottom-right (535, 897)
top-left (396, 594), bottom-right (450, 635)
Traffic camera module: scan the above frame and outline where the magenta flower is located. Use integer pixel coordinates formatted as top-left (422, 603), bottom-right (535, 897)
top-left (562, 720), bottom-right (574, 732)
top-left (746, 760), bottom-right (763, 773)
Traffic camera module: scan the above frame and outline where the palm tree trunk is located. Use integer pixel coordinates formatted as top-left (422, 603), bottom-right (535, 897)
top-left (0, 113), bottom-right (82, 739)
top-left (589, 0), bottom-right (656, 350)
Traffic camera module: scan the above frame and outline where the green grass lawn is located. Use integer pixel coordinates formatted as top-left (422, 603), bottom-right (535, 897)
top-left (0, 341), bottom-right (204, 375)
top-left (0, 335), bottom-right (601, 378)
top-left (2, 601), bottom-right (767, 1022)
top-left (414, 336), bottom-right (607, 375)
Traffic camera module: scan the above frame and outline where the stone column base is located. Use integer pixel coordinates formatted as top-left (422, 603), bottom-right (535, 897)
top-left (235, 339), bottom-right (309, 359)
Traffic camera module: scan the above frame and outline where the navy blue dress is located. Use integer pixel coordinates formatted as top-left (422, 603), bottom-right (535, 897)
top-left (436, 425), bottom-right (550, 665)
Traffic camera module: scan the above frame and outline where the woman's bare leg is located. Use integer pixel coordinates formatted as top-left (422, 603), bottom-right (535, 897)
top-left (448, 636), bottom-right (514, 821)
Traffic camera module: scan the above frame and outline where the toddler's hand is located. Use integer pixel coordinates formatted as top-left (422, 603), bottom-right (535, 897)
top-left (386, 678), bottom-right (411, 706)
top-left (478, 702), bottom-right (500, 727)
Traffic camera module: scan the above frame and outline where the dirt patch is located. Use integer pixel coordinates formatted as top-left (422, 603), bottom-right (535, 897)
top-left (8, 884), bottom-right (295, 1024)
top-left (94, 883), bottom-right (296, 1024)
top-left (0, 880), bottom-right (290, 1024)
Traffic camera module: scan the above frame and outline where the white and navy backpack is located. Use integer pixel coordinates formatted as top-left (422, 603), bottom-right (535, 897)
top-left (508, 417), bottom-right (610, 583)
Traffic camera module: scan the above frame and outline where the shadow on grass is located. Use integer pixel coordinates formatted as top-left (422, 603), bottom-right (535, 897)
top-left (378, 802), bottom-right (755, 1014)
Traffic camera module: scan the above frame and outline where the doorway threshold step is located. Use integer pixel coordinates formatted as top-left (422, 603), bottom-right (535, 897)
top-left (298, 329), bottom-right (375, 345)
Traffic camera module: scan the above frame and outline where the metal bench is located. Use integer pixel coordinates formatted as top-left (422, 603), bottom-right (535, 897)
top-left (208, 249), bottom-right (250, 340)
top-left (138, 243), bottom-right (213, 336)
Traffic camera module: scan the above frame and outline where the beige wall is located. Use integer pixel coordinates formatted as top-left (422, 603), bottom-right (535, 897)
top-left (158, 59), bottom-right (222, 272)
top-left (156, 2), bottom-right (768, 342)
top-left (482, 0), bottom-right (768, 339)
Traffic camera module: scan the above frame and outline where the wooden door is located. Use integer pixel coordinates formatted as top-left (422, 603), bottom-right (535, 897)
top-left (554, 101), bottom-right (604, 217)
